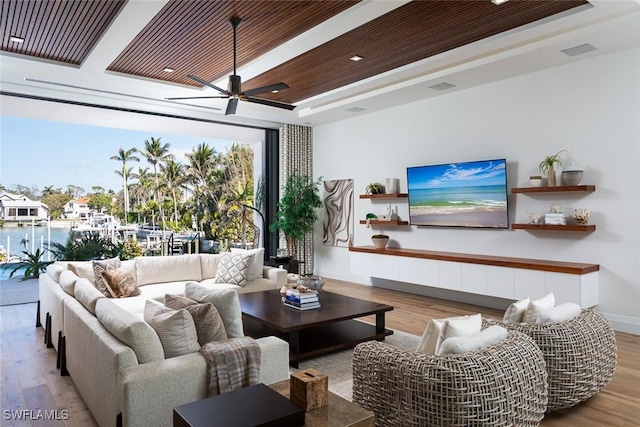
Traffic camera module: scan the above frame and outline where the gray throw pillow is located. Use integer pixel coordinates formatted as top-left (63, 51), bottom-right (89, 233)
top-left (184, 282), bottom-right (244, 338)
top-left (165, 294), bottom-right (228, 344)
top-left (143, 300), bottom-right (200, 359)
top-left (214, 252), bottom-right (250, 286)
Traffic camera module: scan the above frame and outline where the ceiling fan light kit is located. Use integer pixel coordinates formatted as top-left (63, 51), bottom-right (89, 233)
top-left (166, 17), bottom-right (295, 115)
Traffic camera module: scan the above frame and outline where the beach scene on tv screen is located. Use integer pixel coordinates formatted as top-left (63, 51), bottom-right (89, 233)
top-left (407, 159), bottom-right (508, 228)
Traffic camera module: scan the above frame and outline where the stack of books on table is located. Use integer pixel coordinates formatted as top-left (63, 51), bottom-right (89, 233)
top-left (284, 289), bottom-right (320, 310)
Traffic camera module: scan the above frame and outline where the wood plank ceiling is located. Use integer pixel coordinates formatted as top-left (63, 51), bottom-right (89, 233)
top-left (1, 0), bottom-right (589, 105)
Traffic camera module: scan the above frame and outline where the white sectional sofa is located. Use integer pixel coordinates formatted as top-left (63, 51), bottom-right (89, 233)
top-left (37, 253), bottom-right (290, 427)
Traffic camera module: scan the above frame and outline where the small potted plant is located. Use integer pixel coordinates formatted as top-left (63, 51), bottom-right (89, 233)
top-left (366, 183), bottom-right (384, 195)
top-left (539, 150), bottom-right (567, 187)
top-left (371, 234), bottom-right (389, 249)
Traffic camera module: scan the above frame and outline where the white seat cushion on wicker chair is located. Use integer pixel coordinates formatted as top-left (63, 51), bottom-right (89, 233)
top-left (438, 325), bottom-right (508, 355)
top-left (416, 313), bottom-right (482, 354)
top-left (503, 297), bottom-right (530, 322)
top-left (536, 302), bottom-right (582, 324)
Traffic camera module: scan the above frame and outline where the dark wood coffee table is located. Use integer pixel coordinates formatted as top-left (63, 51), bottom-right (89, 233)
top-left (239, 290), bottom-right (393, 367)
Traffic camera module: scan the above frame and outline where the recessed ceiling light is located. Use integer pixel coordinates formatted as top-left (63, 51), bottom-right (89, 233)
top-left (491, 0), bottom-right (509, 5)
top-left (9, 36), bottom-right (24, 44)
top-left (163, 67), bottom-right (174, 73)
top-left (350, 55), bottom-right (364, 62)
top-left (561, 43), bottom-right (598, 57)
top-left (429, 82), bottom-right (456, 91)
top-left (271, 90), bottom-right (279, 93)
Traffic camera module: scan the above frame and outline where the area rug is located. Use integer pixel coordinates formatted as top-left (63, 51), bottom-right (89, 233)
top-left (291, 329), bottom-right (420, 401)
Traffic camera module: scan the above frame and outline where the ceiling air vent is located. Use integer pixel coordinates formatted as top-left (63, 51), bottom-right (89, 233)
top-left (561, 43), bottom-right (597, 57)
top-left (429, 82), bottom-right (456, 91)
top-left (345, 107), bottom-right (366, 113)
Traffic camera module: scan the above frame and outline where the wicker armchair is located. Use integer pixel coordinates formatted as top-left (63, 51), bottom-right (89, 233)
top-left (483, 309), bottom-right (617, 411)
top-left (352, 331), bottom-right (548, 427)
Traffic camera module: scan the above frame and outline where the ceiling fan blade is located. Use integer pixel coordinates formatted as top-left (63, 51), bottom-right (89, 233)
top-left (242, 82), bottom-right (289, 97)
top-left (225, 98), bottom-right (239, 115)
top-left (187, 74), bottom-right (228, 95)
top-left (166, 96), bottom-right (229, 100)
top-left (246, 96), bottom-right (296, 111)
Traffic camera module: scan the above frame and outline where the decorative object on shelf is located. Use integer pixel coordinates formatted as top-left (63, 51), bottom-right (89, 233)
top-left (539, 150), bottom-right (567, 187)
top-left (270, 174), bottom-right (323, 257)
top-left (545, 213), bottom-right (566, 225)
top-left (526, 211), bottom-right (544, 225)
top-left (561, 159), bottom-right (584, 186)
top-left (297, 275), bottom-right (324, 292)
top-left (378, 203), bottom-right (399, 221)
top-left (385, 178), bottom-right (399, 194)
top-left (572, 208), bottom-right (590, 225)
top-left (365, 182), bottom-right (385, 195)
top-left (371, 234), bottom-right (389, 249)
top-left (550, 203), bottom-right (562, 213)
top-left (530, 176), bottom-right (542, 187)
top-left (365, 213), bottom-right (377, 228)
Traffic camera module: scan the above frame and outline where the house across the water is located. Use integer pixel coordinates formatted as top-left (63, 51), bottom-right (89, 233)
top-left (0, 193), bottom-right (49, 224)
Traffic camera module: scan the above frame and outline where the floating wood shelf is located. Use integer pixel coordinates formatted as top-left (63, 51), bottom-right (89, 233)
top-left (359, 220), bottom-right (409, 226)
top-left (359, 193), bottom-right (408, 199)
top-left (511, 223), bottom-right (596, 232)
top-left (511, 185), bottom-right (595, 194)
top-left (349, 246), bottom-right (599, 275)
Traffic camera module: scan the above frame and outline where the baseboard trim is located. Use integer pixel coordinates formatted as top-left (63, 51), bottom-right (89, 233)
top-left (601, 312), bottom-right (640, 336)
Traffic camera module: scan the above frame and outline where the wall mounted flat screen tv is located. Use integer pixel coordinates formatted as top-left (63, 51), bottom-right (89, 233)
top-left (407, 159), bottom-right (509, 228)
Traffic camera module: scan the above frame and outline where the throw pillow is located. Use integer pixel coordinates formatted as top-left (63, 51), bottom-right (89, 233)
top-left (523, 293), bottom-right (555, 324)
top-left (95, 299), bottom-right (164, 364)
top-left (165, 294), bottom-right (228, 344)
top-left (438, 325), bottom-right (509, 355)
top-left (214, 252), bottom-right (251, 286)
top-left (100, 267), bottom-right (140, 298)
top-left (143, 300), bottom-right (200, 358)
top-left (92, 257), bottom-right (122, 297)
top-left (443, 314), bottom-right (483, 340)
top-left (503, 297), bottom-right (531, 323)
top-left (230, 248), bottom-right (265, 279)
top-left (184, 282), bottom-right (244, 338)
top-left (536, 302), bottom-right (582, 324)
top-left (67, 261), bottom-right (97, 285)
top-left (416, 318), bottom-right (448, 354)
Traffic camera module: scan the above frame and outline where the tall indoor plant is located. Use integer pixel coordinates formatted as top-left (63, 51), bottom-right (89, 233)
top-left (269, 174), bottom-right (322, 258)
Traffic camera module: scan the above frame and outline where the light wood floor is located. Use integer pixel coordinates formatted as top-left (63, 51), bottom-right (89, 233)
top-left (1, 279), bottom-right (638, 427)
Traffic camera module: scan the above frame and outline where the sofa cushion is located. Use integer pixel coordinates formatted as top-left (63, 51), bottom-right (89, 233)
top-left (46, 263), bottom-right (65, 282)
top-left (437, 325), bottom-right (508, 355)
top-left (536, 302), bottom-right (582, 324)
top-left (100, 267), bottom-right (141, 298)
top-left (503, 297), bottom-right (531, 323)
top-left (136, 254), bottom-right (202, 286)
top-left (230, 248), bottom-right (264, 279)
top-left (184, 282), bottom-right (244, 338)
top-left (59, 269), bottom-right (79, 296)
top-left (95, 299), bottom-right (164, 364)
top-left (138, 281), bottom-right (192, 302)
top-left (165, 294), bottom-right (228, 344)
top-left (214, 252), bottom-right (250, 286)
top-left (200, 254), bottom-right (220, 280)
top-left (200, 277), bottom-right (276, 293)
top-left (67, 261), bottom-right (96, 285)
top-left (143, 300), bottom-right (200, 358)
top-left (523, 293), bottom-right (555, 324)
top-left (74, 278), bottom-right (105, 315)
top-left (92, 257), bottom-right (122, 296)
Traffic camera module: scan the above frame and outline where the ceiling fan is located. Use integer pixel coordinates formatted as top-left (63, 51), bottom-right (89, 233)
top-left (166, 17), bottom-right (295, 115)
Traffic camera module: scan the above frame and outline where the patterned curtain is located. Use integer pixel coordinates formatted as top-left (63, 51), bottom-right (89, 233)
top-left (280, 123), bottom-right (313, 274)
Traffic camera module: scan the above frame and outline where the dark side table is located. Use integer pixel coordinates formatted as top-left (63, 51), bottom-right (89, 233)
top-left (267, 257), bottom-right (305, 274)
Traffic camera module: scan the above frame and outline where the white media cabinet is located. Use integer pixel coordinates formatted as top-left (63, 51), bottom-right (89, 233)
top-left (349, 246), bottom-right (599, 307)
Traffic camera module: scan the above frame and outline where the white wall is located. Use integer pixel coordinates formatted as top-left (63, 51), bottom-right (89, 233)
top-left (313, 47), bottom-right (640, 334)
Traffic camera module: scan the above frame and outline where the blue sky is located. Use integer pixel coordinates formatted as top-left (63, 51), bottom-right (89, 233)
top-left (0, 116), bottom-right (234, 194)
top-left (407, 159), bottom-right (506, 189)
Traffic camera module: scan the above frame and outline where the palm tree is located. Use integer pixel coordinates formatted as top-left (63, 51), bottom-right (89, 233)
top-left (110, 147), bottom-right (139, 221)
top-left (140, 137), bottom-right (173, 229)
top-left (161, 159), bottom-right (186, 223)
top-left (186, 143), bottom-right (217, 230)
